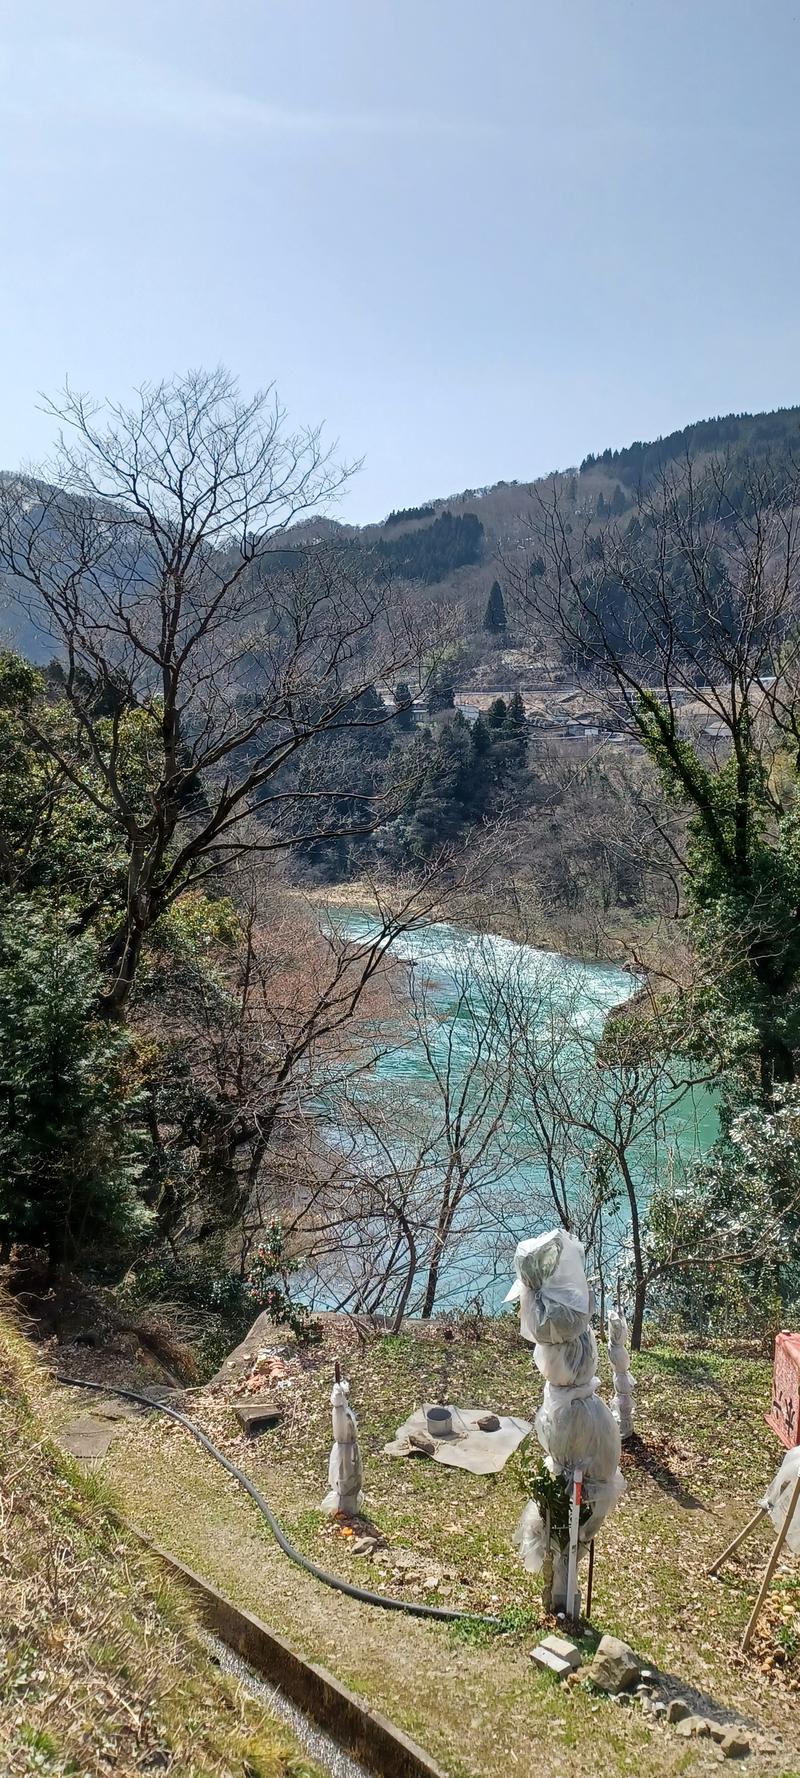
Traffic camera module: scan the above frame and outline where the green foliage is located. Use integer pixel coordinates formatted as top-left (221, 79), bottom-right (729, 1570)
top-left (391, 695), bottom-right (529, 861)
top-left (581, 405), bottom-right (800, 489)
top-left (516, 1441), bottom-right (591, 1549)
top-left (649, 1086), bottom-right (800, 1332)
top-left (483, 579), bottom-right (507, 633)
top-left (0, 898), bottom-right (146, 1270)
top-left (393, 681), bottom-right (415, 731)
top-left (126, 1225), bottom-right (313, 1358)
top-left (377, 508), bottom-right (483, 583)
top-left (247, 1225), bottom-right (314, 1340)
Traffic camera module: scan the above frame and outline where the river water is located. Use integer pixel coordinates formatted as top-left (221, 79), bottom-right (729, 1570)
top-left (312, 912), bottom-right (717, 1314)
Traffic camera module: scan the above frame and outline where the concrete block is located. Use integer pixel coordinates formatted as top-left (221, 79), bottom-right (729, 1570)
top-left (539, 1634), bottom-right (581, 1670)
top-left (531, 1644), bottom-right (574, 1679)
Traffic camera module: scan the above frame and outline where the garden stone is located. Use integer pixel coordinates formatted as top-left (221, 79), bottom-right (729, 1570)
top-left (539, 1634), bottom-right (581, 1671)
top-left (233, 1401), bottom-right (282, 1435)
top-left (719, 1730), bottom-right (750, 1759)
top-left (666, 1699), bottom-right (691, 1724)
top-left (587, 1635), bottom-right (642, 1693)
top-left (675, 1715), bottom-right (711, 1738)
top-left (531, 1645), bottom-right (574, 1679)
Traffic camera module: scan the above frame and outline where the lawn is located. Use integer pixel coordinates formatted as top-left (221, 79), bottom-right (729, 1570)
top-left (52, 1315), bottom-right (800, 1778)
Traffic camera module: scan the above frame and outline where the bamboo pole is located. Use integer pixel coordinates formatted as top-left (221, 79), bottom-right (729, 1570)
top-left (585, 1538), bottom-right (596, 1620)
top-left (741, 1472), bottom-right (800, 1653)
top-left (708, 1505), bottom-right (767, 1576)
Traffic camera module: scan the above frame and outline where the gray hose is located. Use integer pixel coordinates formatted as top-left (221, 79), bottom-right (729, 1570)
top-left (55, 1372), bottom-right (501, 1628)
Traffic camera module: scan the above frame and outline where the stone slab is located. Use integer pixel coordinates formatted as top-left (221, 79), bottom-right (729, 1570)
top-left (531, 1645), bottom-right (574, 1679)
top-left (539, 1634), bottom-right (581, 1670)
top-left (60, 1414), bottom-right (117, 1459)
top-left (384, 1403), bottom-right (531, 1476)
top-left (233, 1401), bottom-right (282, 1435)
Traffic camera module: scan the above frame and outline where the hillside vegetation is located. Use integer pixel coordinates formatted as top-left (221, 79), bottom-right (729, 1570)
top-left (0, 1309), bottom-right (318, 1778)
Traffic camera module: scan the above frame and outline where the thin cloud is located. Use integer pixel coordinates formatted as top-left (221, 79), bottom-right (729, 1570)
top-left (0, 37), bottom-right (486, 141)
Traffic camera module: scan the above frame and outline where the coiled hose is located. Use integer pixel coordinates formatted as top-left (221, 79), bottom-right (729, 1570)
top-left (56, 1372), bottom-right (501, 1628)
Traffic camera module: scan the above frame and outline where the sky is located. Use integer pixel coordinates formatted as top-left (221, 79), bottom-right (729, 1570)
top-left (1, 0), bottom-right (799, 522)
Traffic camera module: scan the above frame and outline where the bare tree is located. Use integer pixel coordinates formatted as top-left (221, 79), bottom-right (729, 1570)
top-left (0, 371), bottom-right (434, 1014)
top-left (136, 861), bottom-right (460, 1254)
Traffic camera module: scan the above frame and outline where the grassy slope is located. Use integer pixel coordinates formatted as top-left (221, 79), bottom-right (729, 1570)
top-left (77, 1320), bottom-right (800, 1778)
top-left (0, 1312), bottom-right (320, 1778)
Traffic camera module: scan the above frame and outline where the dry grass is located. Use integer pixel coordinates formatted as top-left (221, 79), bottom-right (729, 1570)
top-left (0, 1310), bottom-right (320, 1778)
top-left (89, 1317), bottom-right (800, 1778)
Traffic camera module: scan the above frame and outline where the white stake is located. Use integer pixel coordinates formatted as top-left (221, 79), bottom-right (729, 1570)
top-left (566, 1466), bottom-right (583, 1619)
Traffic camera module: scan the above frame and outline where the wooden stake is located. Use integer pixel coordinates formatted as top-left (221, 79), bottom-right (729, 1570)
top-left (741, 1472), bottom-right (800, 1652)
top-left (541, 1509), bottom-right (553, 1614)
top-left (334, 1359), bottom-right (341, 1385)
top-left (585, 1538), bottom-right (596, 1620)
top-left (708, 1505), bottom-right (767, 1576)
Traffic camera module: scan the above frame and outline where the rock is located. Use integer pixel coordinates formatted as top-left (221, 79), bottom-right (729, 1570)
top-left (719, 1730), bottom-right (750, 1759)
top-left (710, 1725), bottom-right (728, 1745)
top-left (233, 1401), bottom-right (282, 1436)
top-left (477, 1413), bottom-right (500, 1432)
top-left (60, 1414), bottom-right (117, 1459)
top-left (408, 1433), bottom-right (436, 1457)
top-left (640, 1667), bottom-right (658, 1682)
top-left (666, 1699), bottom-right (691, 1724)
top-left (539, 1635), bottom-right (581, 1671)
top-left (675, 1715), bottom-right (711, 1739)
top-left (652, 1701), bottom-right (667, 1719)
top-left (531, 1644), bottom-right (574, 1679)
top-left (587, 1635), bottom-right (642, 1694)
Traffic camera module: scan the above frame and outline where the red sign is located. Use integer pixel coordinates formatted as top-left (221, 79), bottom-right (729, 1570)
top-left (767, 1331), bottom-right (800, 1448)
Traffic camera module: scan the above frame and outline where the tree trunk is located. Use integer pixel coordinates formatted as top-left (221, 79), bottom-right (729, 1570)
top-left (421, 1255), bottom-right (441, 1319)
top-left (101, 914), bottom-right (148, 1018)
top-left (630, 1272), bottom-right (647, 1352)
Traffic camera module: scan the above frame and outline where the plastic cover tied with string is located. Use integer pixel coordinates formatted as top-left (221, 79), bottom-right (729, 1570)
top-left (761, 1446), bottom-right (800, 1555)
top-left (322, 1379), bottom-right (364, 1516)
top-left (505, 1228), bottom-right (594, 1345)
top-left (506, 1228), bottom-right (626, 1598)
top-left (607, 1308), bottom-right (636, 1441)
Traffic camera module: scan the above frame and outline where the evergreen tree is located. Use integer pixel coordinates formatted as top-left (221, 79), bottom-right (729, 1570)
top-left (0, 901), bottom-right (144, 1274)
top-left (427, 669), bottom-right (456, 717)
top-left (483, 580), bottom-right (507, 634)
top-left (394, 681), bottom-right (415, 731)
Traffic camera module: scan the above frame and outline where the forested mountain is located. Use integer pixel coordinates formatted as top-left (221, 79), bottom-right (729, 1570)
top-left (2, 404), bottom-right (799, 663)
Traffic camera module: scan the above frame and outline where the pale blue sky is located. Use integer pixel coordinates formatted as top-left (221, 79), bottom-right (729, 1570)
top-left (1, 0), bottom-right (799, 520)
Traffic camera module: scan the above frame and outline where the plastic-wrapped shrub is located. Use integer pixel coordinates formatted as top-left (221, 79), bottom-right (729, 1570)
top-left (322, 1381), bottom-right (364, 1516)
top-left (535, 1385), bottom-right (621, 1480)
top-left (533, 1328), bottom-right (598, 1389)
top-left (761, 1447), bottom-right (800, 1554)
top-left (607, 1309), bottom-right (635, 1440)
top-left (504, 1229), bottom-right (593, 1346)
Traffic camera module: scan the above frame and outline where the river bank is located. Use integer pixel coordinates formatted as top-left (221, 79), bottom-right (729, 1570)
top-left (298, 876), bottom-right (668, 975)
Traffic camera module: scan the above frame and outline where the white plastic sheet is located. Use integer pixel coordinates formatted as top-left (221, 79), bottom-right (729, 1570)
top-left (512, 1499), bottom-right (550, 1573)
top-left (322, 1380), bottom-right (364, 1515)
top-left (535, 1382), bottom-right (622, 1479)
top-left (760, 1445), bottom-right (800, 1555)
top-left (533, 1328), bottom-right (598, 1389)
top-left (607, 1309), bottom-right (636, 1441)
top-left (505, 1229), bottom-right (593, 1345)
